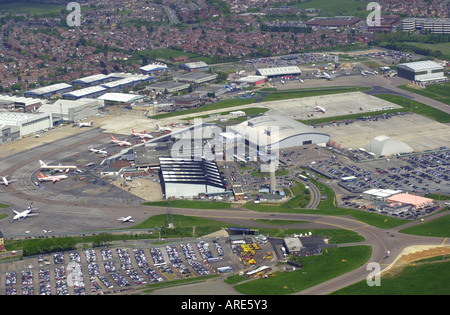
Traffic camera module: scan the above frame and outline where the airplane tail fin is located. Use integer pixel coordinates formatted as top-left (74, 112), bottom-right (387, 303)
top-left (38, 172), bottom-right (45, 178)
top-left (39, 160), bottom-right (46, 167)
top-left (132, 128), bottom-right (135, 133)
top-left (156, 123), bottom-right (160, 130)
top-left (110, 135), bottom-right (115, 140)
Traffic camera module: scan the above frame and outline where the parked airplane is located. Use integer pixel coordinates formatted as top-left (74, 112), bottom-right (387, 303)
top-left (110, 135), bottom-right (131, 147)
top-left (117, 216), bottom-right (134, 223)
top-left (132, 128), bottom-right (153, 139)
top-left (316, 72), bottom-right (336, 80)
top-left (39, 160), bottom-right (78, 173)
top-left (89, 145), bottom-right (108, 155)
top-left (1, 176), bottom-right (16, 186)
top-left (156, 123), bottom-right (171, 132)
top-left (78, 121), bottom-right (94, 127)
top-left (315, 102), bottom-right (326, 114)
top-left (38, 171), bottom-right (68, 183)
top-left (12, 202), bottom-right (38, 221)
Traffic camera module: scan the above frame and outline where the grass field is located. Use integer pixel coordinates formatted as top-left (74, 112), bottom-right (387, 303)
top-left (331, 256), bottom-right (450, 295)
top-left (233, 245), bottom-right (372, 295)
top-left (374, 94), bottom-right (450, 123)
top-left (0, 2), bottom-right (64, 17)
top-left (294, 0), bottom-right (372, 19)
top-left (398, 81), bottom-right (450, 106)
top-left (399, 212), bottom-right (450, 238)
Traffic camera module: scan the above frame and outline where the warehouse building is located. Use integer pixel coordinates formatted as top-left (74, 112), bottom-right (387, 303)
top-left (366, 135), bottom-right (414, 157)
top-left (72, 74), bottom-right (113, 87)
top-left (0, 112), bottom-right (52, 137)
top-left (174, 72), bottom-right (218, 84)
top-left (140, 63), bottom-right (169, 76)
top-left (38, 98), bottom-right (100, 123)
top-left (396, 60), bottom-right (445, 83)
top-left (305, 16), bottom-right (361, 29)
top-left (24, 83), bottom-right (73, 99)
top-left (229, 115), bottom-right (330, 151)
top-left (235, 75), bottom-right (267, 86)
top-left (149, 81), bottom-right (190, 93)
top-left (255, 66), bottom-right (301, 78)
top-left (62, 86), bottom-right (108, 100)
top-left (159, 157), bottom-right (226, 199)
top-left (97, 93), bottom-right (146, 106)
top-left (100, 74), bottom-right (153, 92)
top-left (0, 95), bottom-right (43, 112)
top-left (179, 61), bottom-right (209, 72)
top-left (361, 188), bottom-right (402, 201)
top-left (386, 193), bottom-right (434, 210)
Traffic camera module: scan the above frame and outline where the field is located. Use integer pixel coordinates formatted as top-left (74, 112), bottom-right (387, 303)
top-left (399, 213), bottom-right (450, 238)
top-left (404, 42), bottom-right (450, 60)
top-left (332, 253), bottom-right (450, 295)
top-left (398, 81), bottom-right (450, 106)
top-left (294, 0), bottom-right (372, 18)
top-left (0, 2), bottom-right (64, 17)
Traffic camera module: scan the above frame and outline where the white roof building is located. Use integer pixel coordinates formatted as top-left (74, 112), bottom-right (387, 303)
top-left (397, 61), bottom-right (445, 82)
top-left (366, 135), bottom-right (414, 157)
top-left (0, 112), bottom-right (52, 137)
top-left (97, 93), bottom-right (145, 104)
top-left (256, 66), bottom-right (301, 77)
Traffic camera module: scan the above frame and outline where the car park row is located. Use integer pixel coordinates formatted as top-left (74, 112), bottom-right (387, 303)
top-left (1, 238), bottom-right (267, 295)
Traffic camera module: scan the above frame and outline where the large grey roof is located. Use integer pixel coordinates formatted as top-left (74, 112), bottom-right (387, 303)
top-left (397, 61), bottom-right (443, 72)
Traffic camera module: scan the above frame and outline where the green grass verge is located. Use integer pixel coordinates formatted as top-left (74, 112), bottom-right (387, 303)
top-left (233, 245), bottom-right (372, 295)
top-left (397, 81), bottom-right (450, 106)
top-left (398, 212), bottom-right (450, 238)
top-left (331, 256), bottom-right (450, 295)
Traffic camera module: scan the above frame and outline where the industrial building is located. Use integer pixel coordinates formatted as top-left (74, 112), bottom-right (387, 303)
top-left (179, 61), bottom-right (209, 72)
top-left (235, 75), bottom-right (267, 86)
top-left (97, 93), bottom-right (146, 106)
top-left (174, 72), bottom-right (218, 84)
top-left (255, 66), bottom-right (301, 78)
top-left (100, 74), bottom-right (153, 92)
top-left (149, 81), bottom-right (190, 93)
top-left (38, 98), bottom-right (100, 123)
top-left (305, 16), bottom-right (361, 28)
top-left (361, 189), bottom-right (403, 201)
top-left (72, 74), bottom-right (112, 87)
top-left (229, 115), bottom-right (330, 151)
top-left (0, 95), bottom-right (43, 112)
top-left (366, 135), bottom-right (414, 157)
top-left (0, 112), bottom-right (52, 137)
top-left (396, 60), bottom-right (445, 83)
top-left (140, 63), bottom-right (169, 76)
top-left (62, 86), bottom-right (108, 100)
top-left (24, 83), bottom-right (73, 99)
top-left (386, 193), bottom-right (434, 210)
top-left (159, 157), bottom-right (226, 199)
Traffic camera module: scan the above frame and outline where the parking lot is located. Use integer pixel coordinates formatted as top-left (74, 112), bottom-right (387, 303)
top-left (0, 237), bottom-right (277, 295)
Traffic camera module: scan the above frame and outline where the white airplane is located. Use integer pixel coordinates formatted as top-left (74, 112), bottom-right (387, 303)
top-left (315, 102), bottom-right (326, 114)
top-left (12, 202), bottom-right (38, 221)
top-left (132, 128), bottom-right (153, 139)
top-left (117, 216), bottom-right (134, 223)
top-left (1, 176), bottom-right (17, 186)
top-left (156, 123), bottom-right (171, 132)
top-left (78, 121), bottom-right (93, 128)
top-left (110, 135), bottom-right (131, 147)
top-left (39, 160), bottom-right (78, 173)
top-left (38, 171), bottom-right (68, 183)
top-left (89, 145), bottom-right (108, 155)
top-left (317, 72), bottom-right (336, 80)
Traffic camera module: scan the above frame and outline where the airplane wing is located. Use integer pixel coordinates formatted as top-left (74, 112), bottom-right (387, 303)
top-left (13, 209), bottom-right (20, 215)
